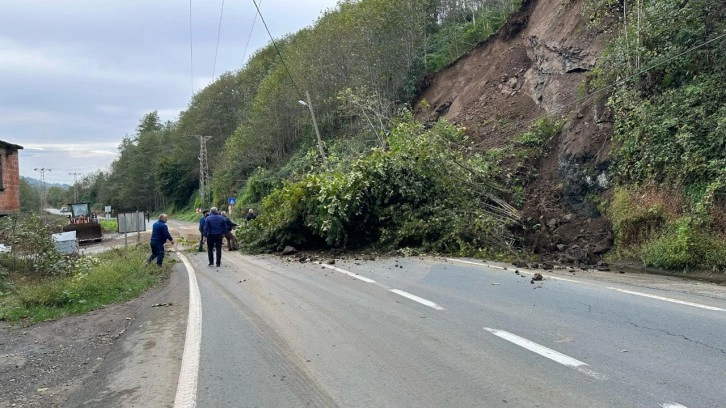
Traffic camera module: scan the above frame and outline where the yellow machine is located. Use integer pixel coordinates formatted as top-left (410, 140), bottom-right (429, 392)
top-left (62, 202), bottom-right (103, 242)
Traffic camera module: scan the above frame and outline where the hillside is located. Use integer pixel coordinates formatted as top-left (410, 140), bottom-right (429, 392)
top-left (21, 176), bottom-right (69, 189)
top-left (417, 0), bottom-right (615, 265)
top-left (74, 0), bottom-right (724, 271)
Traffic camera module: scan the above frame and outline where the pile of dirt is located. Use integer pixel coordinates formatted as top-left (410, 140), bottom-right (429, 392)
top-left (416, 0), bottom-right (615, 265)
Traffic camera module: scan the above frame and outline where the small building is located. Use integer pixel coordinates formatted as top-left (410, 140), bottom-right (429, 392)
top-left (0, 140), bottom-right (23, 215)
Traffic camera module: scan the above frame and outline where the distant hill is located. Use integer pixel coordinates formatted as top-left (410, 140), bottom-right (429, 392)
top-left (21, 176), bottom-right (70, 189)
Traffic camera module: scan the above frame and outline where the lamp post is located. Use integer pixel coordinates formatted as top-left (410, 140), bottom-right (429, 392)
top-left (298, 90), bottom-right (326, 160)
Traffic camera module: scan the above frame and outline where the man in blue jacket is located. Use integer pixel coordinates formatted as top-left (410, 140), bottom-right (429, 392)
top-left (146, 213), bottom-right (174, 266)
top-left (203, 207), bottom-right (227, 267)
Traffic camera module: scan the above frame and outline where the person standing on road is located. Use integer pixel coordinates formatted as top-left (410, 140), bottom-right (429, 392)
top-left (146, 213), bottom-right (174, 267)
top-left (220, 210), bottom-right (239, 251)
top-left (197, 209), bottom-right (209, 252)
top-left (203, 207), bottom-right (226, 267)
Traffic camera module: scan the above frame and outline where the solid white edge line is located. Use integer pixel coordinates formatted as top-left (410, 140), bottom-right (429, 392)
top-left (607, 287), bottom-right (725, 311)
top-left (390, 289), bottom-right (445, 310)
top-left (661, 403), bottom-right (689, 408)
top-left (449, 258), bottom-right (723, 311)
top-left (315, 262), bottom-right (377, 283)
top-left (449, 258), bottom-right (509, 271)
top-left (174, 253), bottom-right (203, 408)
top-left (446, 258), bottom-right (580, 283)
top-left (484, 328), bottom-right (605, 379)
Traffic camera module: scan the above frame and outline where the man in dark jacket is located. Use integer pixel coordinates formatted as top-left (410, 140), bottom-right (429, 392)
top-left (197, 209), bottom-right (208, 252)
top-left (220, 210), bottom-right (238, 251)
top-left (146, 213), bottom-right (174, 266)
top-left (203, 207), bottom-right (227, 267)
top-left (245, 208), bottom-right (256, 229)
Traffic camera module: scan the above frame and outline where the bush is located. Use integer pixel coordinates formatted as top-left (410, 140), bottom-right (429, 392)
top-left (607, 187), bottom-right (726, 272)
top-left (242, 113), bottom-right (518, 256)
top-left (0, 214), bottom-right (67, 277)
top-left (237, 167), bottom-right (280, 209)
top-left (641, 217), bottom-right (726, 272)
top-left (98, 218), bottom-right (118, 233)
top-left (608, 187), bottom-right (672, 257)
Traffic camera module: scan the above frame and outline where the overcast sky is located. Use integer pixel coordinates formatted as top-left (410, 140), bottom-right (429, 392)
top-left (2, 0), bottom-right (340, 185)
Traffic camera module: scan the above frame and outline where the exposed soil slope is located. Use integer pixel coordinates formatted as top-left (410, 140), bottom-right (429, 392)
top-left (417, 0), bottom-right (615, 265)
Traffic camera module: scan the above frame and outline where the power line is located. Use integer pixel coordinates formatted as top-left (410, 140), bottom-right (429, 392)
top-left (566, 30), bottom-right (726, 113)
top-left (212, 0), bottom-right (226, 78)
top-left (241, 0), bottom-right (262, 65)
top-left (189, 0), bottom-right (195, 95)
top-left (250, 0), bottom-right (304, 100)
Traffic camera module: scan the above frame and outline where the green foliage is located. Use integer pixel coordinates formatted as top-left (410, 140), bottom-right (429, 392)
top-left (0, 214), bottom-right (66, 277)
top-left (45, 186), bottom-right (69, 208)
top-left (641, 217), bottom-right (726, 272)
top-left (243, 113), bottom-right (516, 255)
top-left (242, 180), bottom-right (319, 251)
top-left (596, 0), bottom-right (726, 196)
top-left (590, 0), bottom-right (726, 272)
top-left (424, 3), bottom-right (515, 73)
top-left (608, 187), bottom-right (669, 258)
top-left (515, 117), bottom-right (564, 149)
top-left (482, 117), bottom-right (564, 207)
top-left (238, 167), bottom-right (280, 209)
top-left (98, 218), bottom-right (118, 233)
top-left (19, 177), bottom-right (40, 213)
top-left (607, 187), bottom-right (726, 272)
top-left (609, 76), bottom-right (726, 190)
top-left (0, 245), bottom-right (167, 323)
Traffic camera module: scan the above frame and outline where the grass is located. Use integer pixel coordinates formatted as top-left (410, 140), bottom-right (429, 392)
top-left (0, 245), bottom-right (170, 325)
top-left (98, 218), bottom-right (118, 232)
top-left (607, 186), bottom-right (726, 273)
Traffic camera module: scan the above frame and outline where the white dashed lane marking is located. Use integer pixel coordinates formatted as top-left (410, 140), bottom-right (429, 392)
top-left (316, 262), bottom-right (444, 310)
top-left (390, 289), bottom-right (445, 310)
top-left (484, 328), bottom-right (605, 380)
top-left (317, 262), bottom-right (377, 283)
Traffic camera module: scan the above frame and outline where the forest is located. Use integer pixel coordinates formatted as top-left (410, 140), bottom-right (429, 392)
top-left (20, 0), bottom-right (726, 271)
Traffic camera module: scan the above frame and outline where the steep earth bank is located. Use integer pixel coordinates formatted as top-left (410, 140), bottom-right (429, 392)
top-left (417, 0), bottom-right (615, 266)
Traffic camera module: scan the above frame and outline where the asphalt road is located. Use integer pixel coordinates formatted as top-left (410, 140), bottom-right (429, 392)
top-left (62, 222), bottom-right (726, 408)
top-left (183, 252), bottom-right (726, 407)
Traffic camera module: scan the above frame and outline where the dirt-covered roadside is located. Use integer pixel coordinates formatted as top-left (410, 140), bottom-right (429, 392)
top-left (0, 289), bottom-right (149, 408)
top-left (0, 221), bottom-right (199, 408)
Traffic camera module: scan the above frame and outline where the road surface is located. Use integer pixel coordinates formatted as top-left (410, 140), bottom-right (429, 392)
top-left (63, 235), bottom-right (726, 407)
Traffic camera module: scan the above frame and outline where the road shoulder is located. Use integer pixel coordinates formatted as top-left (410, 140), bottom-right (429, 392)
top-left (61, 260), bottom-right (189, 407)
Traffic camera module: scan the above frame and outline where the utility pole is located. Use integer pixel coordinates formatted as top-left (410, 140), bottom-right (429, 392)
top-left (34, 167), bottom-right (51, 213)
top-left (299, 90), bottom-right (326, 160)
top-left (69, 172), bottom-right (82, 202)
top-left (196, 135), bottom-right (212, 207)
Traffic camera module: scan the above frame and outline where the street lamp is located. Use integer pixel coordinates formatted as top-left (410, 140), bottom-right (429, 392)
top-left (298, 90), bottom-right (326, 160)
